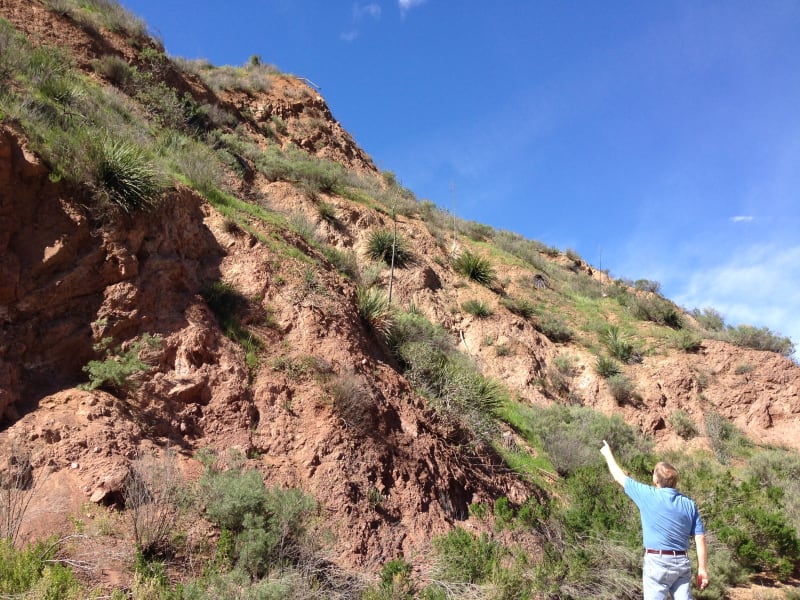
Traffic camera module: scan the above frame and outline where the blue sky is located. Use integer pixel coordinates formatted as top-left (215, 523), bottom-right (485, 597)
top-left (121, 0), bottom-right (800, 353)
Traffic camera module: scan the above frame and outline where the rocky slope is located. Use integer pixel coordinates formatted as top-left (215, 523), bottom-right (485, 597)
top-left (0, 0), bottom-right (799, 591)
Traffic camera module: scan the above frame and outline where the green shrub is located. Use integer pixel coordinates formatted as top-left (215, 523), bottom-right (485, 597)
top-left (534, 535), bottom-right (642, 599)
top-left (94, 139), bottom-right (162, 212)
top-left (691, 307), bottom-right (726, 332)
top-left (322, 245), bottom-right (359, 279)
top-left (257, 145), bottom-right (348, 193)
top-left (356, 286), bottom-right (394, 339)
top-left (606, 373), bottom-right (636, 404)
top-left (708, 475), bottom-right (800, 579)
top-left (545, 355), bottom-right (581, 400)
top-left (464, 221), bottom-right (494, 242)
top-left (595, 354), bottom-right (621, 378)
top-left (452, 250), bottom-right (496, 287)
top-left (44, 0), bottom-right (149, 36)
top-left (315, 201), bottom-right (338, 224)
top-left (564, 272), bottom-right (605, 299)
top-left (203, 467), bottom-right (269, 532)
top-left (629, 295), bottom-right (683, 328)
top-left (0, 538), bottom-right (81, 598)
top-left (526, 405), bottom-right (652, 478)
top-left (634, 279), bottom-right (661, 293)
top-left (159, 131), bottom-right (225, 194)
top-left (461, 299), bottom-right (492, 318)
top-left (81, 333), bottom-right (161, 393)
top-left (362, 558), bottom-right (415, 600)
top-left (499, 296), bottom-right (535, 319)
top-left (672, 329), bottom-right (703, 352)
top-left (93, 53), bottom-right (133, 88)
top-left (553, 354), bottom-right (578, 377)
top-left (288, 211), bottom-right (318, 244)
top-left (387, 310), bottom-right (451, 358)
top-left (704, 411), bottom-right (741, 464)
top-left (744, 449), bottom-right (800, 535)
top-left (565, 248), bottom-right (582, 263)
top-left (491, 229), bottom-right (550, 269)
top-left (0, 20), bottom-right (28, 82)
top-left (725, 324), bottom-right (795, 357)
top-left (667, 409), bottom-right (698, 440)
top-left (366, 229), bottom-right (412, 267)
top-left (389, 310), bottom-right (503, 437)
top-left (495, 342), bottom-right (513, 356)
top-left (432, 527), bottom-right (502, 584)
top-left (536, 312), bottom-right (573, 343)
top-left (200, 456), bottom-right (316, 576)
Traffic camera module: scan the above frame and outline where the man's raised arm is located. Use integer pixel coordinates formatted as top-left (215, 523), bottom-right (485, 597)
top-left (600, 440), bottom-right (627, 486)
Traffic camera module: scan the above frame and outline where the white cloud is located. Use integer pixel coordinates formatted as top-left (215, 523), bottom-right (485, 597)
top-left (730, 215), bottom-right (754, 223)
top-left (342, 3), bottom-right (381, 42)
top-left (354, 3), bottom-right (381, 20)
top-left (398, 0), bottom-right (427, 14)
top-left (672, 243), bottom-right (800, 351)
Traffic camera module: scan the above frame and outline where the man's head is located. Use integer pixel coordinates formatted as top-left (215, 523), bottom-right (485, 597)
top-left (652, 461), bottom-right (679, 488)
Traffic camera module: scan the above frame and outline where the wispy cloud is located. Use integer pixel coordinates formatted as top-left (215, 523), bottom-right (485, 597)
top-left (398, 0), bottom-right (427, 15)
top-left (731, 215), bottom-right (754, 223)
top-left (341, 3), bottom-right (382, 42)
top-left (354, 3), bottom-right (381, 20)
top-left (672, 243), bottom-right (800, 350)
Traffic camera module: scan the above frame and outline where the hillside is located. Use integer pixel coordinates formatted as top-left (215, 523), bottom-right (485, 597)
top-left (1, 2), bottom-right (799, 598)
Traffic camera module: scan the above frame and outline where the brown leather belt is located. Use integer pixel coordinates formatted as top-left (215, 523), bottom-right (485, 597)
top-left (646, 549), bottom-right (687, 556)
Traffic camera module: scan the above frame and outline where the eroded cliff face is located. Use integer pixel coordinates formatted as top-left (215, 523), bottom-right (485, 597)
top-left (1, 1), bottom-right (799, 581)
top-left (0, 126), bottom-right (231, 417)
top-left (0, 126), bottom-right (528, 566)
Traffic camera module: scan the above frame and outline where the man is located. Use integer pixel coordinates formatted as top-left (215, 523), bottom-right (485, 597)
top-left (600, 440), bottom-right (709, 599)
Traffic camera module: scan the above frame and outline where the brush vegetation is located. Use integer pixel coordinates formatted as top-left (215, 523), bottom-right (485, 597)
top-left (1, 3), bottom-right (798, 599)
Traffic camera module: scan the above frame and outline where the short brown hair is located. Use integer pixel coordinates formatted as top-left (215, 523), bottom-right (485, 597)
top-left (653, 462), bottom-right (679, 488)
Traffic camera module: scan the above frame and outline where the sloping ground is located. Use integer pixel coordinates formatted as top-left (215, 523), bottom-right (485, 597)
top-left (0, 124), bottom-right (529, 570)
top-left (1, 1), bottom-right (800, 594)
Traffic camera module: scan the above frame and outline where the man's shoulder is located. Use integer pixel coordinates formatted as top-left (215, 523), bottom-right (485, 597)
top-left (624, 477), bottom-right (656, 498)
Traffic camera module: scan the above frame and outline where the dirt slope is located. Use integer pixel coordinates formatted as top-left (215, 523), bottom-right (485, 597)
top-left (1, 0), bottom-right (799, 590)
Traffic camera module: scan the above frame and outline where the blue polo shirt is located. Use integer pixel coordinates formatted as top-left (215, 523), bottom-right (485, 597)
top-left (624, 477), bottom-right (705, 550)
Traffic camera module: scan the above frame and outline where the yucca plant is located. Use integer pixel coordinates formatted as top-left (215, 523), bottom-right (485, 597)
top-left (595, 354), bottom-right (621, 378)
top-left (356, 286), bottom-right (394, 338)
top-left (452, 250), bottom-right (496, 286)
top-left (602, 325), bottom-right (635, 363)
top-left (461, 299), bottom-right (492, 318)
top-left (366, 229), bottom-right (412, 267)
top-left (95, 139), bottom-right (161, 212)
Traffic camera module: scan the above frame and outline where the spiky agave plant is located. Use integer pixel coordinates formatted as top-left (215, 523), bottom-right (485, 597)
top-left (452, 250), bottom-right (496, 286)
top-left (95, 139), bottom-right (161, 212)
top-left (356, 286), bottom-right (394, 338)
top-left (366, 229), bottom-right (412, 267)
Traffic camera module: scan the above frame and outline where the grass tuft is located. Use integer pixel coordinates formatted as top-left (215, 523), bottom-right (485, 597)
top-left (95, 140), bottom-right (162, 212)
top-left (366, 229), bottom-right (412, 267)
top-left (452, 250), bottom-right (496, 286)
